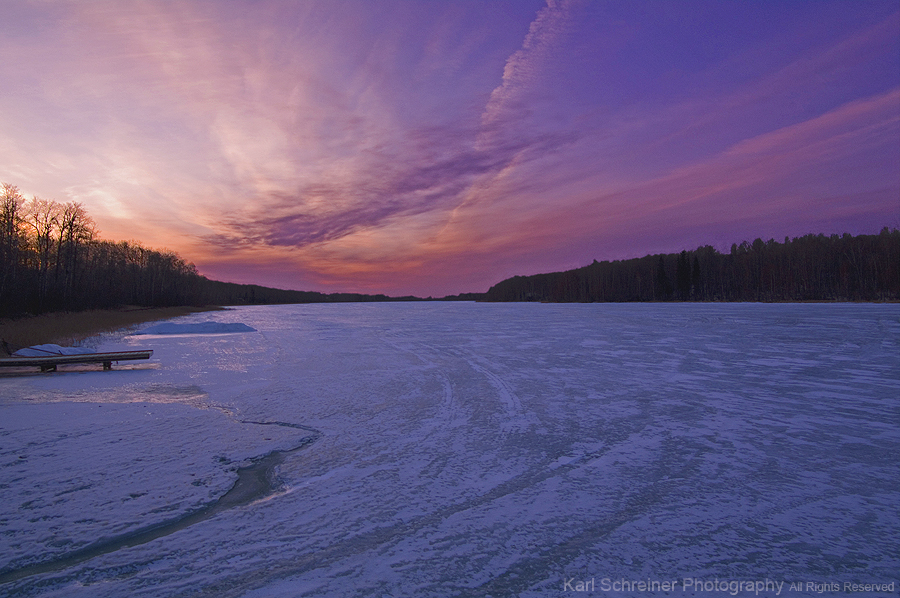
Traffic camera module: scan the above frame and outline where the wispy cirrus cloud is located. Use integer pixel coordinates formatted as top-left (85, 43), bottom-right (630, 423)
top-left (479, 0), bottom-right (578, 137)
top-left (200, 0), bottom-right (582, 259)
top-left (0, 1), bottom-right (895, 296)
top-left (490, 87), bottom-right (900, 268)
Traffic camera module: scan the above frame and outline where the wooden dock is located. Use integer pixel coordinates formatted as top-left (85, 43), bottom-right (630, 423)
top-left (0, 350), bottom-right (153, 372)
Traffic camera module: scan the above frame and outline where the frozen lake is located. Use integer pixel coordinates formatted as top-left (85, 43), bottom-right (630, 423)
top-left (1, 302), bottom-right (898, 597)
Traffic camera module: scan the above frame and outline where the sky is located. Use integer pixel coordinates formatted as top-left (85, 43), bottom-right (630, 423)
top-left (1, 1), bottom-right (898, 297)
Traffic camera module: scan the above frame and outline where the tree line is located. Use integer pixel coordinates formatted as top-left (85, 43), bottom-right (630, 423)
top-left (0, 183), bottom-right (415, 317)
top-left (3, 181), bottom-right (896, 313)
top-left (484, 229), bottom-right (900, 303)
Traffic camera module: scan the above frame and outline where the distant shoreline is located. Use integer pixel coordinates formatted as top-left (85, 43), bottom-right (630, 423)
top-left (0, 305), bottom-right (225, 350)
top-left (484, 229), bottom-right (900, 303)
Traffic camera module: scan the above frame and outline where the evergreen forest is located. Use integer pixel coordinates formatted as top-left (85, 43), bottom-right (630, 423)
top-left (484, 229), bottom-right (900, 303)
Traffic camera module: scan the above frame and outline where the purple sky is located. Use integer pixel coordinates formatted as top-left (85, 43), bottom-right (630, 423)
top-left (1, 1), bottom-right (898, 296)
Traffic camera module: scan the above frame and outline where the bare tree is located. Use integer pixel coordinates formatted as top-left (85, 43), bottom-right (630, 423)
top-left (23, 196), bottom-right (61, 308)
top-left (54, 201), bottom-right (97, 301)
top-left (0, 183), bottom-right (24, 307)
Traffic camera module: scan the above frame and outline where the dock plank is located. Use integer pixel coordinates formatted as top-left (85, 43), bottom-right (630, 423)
top-left (0, 350), bottom-right (153, 371)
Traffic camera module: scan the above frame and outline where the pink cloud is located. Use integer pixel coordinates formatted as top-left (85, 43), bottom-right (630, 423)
top-left (0, 1), bottom-right (896, 296)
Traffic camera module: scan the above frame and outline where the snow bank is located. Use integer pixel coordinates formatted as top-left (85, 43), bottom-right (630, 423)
top-left (133, 321), bottom-right (256, 335)
top-left (12, 344), bottom-right (96, 357)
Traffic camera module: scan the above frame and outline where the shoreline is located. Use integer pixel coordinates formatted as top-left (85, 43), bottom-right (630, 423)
top-left (0, 305), bottom-right (225, 350)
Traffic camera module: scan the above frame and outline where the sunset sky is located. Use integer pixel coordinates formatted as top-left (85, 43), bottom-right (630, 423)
top-left (1, 1), bottom-right (898, 296)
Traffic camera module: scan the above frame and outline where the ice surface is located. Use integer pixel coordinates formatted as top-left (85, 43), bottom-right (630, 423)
top-left (133, 321), bottom-right (256, 335)
top-left (12, 344), bottom-right (97, 357)
top-left (0, 303), bottom-right (897, 597)
top-left (0, 401), bottom-right (304, 573)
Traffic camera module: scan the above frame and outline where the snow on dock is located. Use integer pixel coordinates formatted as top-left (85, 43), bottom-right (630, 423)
top-left (0, 345), bottom-right (152, 372)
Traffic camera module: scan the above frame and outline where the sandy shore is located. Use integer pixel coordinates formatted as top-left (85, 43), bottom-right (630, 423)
top-left (0, 305), bottom-right (225, 350)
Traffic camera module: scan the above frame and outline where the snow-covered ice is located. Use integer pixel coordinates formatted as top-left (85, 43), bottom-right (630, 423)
top-left (133, 321), bottom-right (257, 335)
top-left (1, 303), bottom-right (897, 597)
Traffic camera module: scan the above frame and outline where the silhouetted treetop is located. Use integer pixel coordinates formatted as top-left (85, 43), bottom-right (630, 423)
top-left (0, 184), bottom-right (418, 316)
top-left (484, 229), bottom-right (899, 303)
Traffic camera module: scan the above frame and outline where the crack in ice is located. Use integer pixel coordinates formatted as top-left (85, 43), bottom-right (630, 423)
top-left (0, 420), bottom-right (321, 586)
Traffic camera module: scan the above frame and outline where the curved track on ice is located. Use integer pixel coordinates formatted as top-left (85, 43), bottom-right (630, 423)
top-left (0, 421), bottom-right (321, 586)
